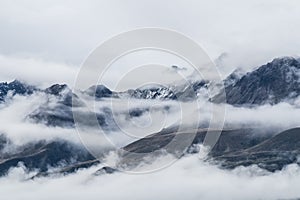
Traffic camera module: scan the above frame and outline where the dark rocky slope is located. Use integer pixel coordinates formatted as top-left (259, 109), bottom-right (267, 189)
top-left (0, 138), bottom-right (95, 176)
top-left (0, 127), bottom-right (299, 176)
top-left (214, 57), bottom-right (300, 105)
top-left (215, 128), bottom-right (300, 171)
top-left (120, 127), bottom-right (300, 172)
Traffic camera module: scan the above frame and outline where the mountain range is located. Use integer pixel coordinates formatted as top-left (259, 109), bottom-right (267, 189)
top-left (0, 56), bottom-right (299, 176)
top-left (1, 57), bottom-right (300, 105)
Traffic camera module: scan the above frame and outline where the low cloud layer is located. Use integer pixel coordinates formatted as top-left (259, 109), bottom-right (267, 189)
top-left (0, 90), bottom-right (299, 148)
top-left (1, 153), bottom-right (300, 200)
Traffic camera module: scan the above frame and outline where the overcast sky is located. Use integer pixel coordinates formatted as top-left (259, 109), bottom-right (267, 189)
top-left (0, 0), bottom-right (300, 86)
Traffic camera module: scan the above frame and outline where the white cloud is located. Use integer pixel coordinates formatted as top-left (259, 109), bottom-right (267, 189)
top-left (1, 154), bottom-right (300, 200)
top-left (0, 93), bottom-right (80, 146)
top-left (0, 54), bottom-right (78, 87)
top-left (1, 90), bottom-right (299, 152)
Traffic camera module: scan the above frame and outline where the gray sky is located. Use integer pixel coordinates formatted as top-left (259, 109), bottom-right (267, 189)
top-left (0, 0), bottom-right (300, 86)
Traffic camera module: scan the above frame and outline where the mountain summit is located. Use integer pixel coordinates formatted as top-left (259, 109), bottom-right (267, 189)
top-left (214, 57), bottom-right (300, 105)
top-left (0, 80), bottom-right (36, 102)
